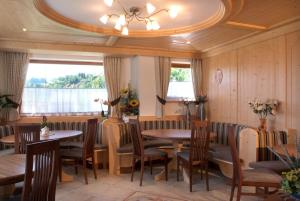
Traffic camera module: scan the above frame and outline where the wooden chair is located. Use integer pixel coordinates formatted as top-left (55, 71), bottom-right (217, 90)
top-left (14, 124), bottom-right (40, 154)
top-left (228, 126), bottom-right (282, 201)
top-left (177, 120), bottom-right (210, 192)
top-left (60, 118), bottom-right (98, 184)
top-left (22, 140), bottom-right (60, 201)
top-left (128, 119), bottom-right (168, 186)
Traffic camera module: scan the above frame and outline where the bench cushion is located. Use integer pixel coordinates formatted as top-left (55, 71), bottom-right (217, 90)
top-left (249, 160), bottom-right (288, 174)
top-left (0, 148), bottom-right (14, 156)
top-left (209, 144), bottom-right (232, 162)
top-left (117, 139), bottom-right (173, 154)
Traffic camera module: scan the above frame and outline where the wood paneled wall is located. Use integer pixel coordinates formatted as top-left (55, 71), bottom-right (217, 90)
top-left (203, 29), bottom-right (300, 131)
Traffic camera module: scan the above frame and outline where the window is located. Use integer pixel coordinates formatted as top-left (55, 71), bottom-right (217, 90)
top-left (21, 60), bottom-right (107, 115)
top-left (167, 64), bottom-right (194, 100)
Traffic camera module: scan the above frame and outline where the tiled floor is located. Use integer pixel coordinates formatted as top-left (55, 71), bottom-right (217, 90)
top-left (56, 167), bottom-right (262, 201)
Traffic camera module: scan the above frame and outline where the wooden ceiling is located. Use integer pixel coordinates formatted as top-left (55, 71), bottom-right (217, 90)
top-left (0, 0), bottom-right (300, 57)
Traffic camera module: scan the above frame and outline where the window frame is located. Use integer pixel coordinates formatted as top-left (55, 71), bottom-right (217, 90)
top-left (166, 62), bottom-right (194, 102)
top-left (21, 59), bottom-right (107, 116)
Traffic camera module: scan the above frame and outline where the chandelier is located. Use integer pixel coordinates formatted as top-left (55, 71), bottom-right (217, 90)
top-left (99, 0), bottom-right (179, 35)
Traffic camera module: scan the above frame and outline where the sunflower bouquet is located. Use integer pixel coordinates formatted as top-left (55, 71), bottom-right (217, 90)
top-left (119, 86), bottom-right (139, 116)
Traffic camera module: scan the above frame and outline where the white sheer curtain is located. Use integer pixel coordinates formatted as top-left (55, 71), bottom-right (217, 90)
top-left (155, 57), bottom-right (171, 117)
top-left (191, 58), bottom-right (203, 98)
top-left (104, 56), bottom-right (122, 118)
top-left (0, 51), bottom-right (29, 121)
top-left (21, 88), bottom-right (107, 116)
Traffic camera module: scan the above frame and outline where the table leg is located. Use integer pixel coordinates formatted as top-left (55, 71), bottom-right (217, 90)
top-left (154, 141), bottom-right (191, 184)
top-left (61, 169), bottom-right (74, 182)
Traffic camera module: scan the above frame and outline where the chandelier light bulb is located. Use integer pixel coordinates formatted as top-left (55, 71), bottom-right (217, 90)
top-left (104, 0), bottom-right (114, 7)
top-left (151, 21), bottom-right (160, 30)
top-left (146, 3), bottom-right (156, 14)
top-left (114, 22), bottom-right (122, 31)
top-left (121, 26), bottom-right (129, 35)
top-left (169, 7), bottom-right (178, 18)
top-left (99, 15), bottom-right (109, 24)
top-left (146, 21), bottom-right (153, 30)
top-left (118, 14), bottom-right (126, 26)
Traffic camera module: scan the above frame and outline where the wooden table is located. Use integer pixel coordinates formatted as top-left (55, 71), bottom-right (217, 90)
top-left (142, 129), bottom-right (215, 182)
top-left (0, 154), bottom-right (26, 186)
top-left (0, 130), bottom-right (82, 145)
top-left (0, 130), bottom-right (82, 182)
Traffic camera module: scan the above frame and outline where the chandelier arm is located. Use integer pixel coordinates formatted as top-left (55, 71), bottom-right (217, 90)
top-left (134, 15), bottom-right (147, 22)
top-left (148, 9), bottom-right (169, 18)
top-left (116, 0), bottom-right (129, 15)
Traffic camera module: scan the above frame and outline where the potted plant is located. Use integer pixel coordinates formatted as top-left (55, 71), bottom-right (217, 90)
top-left (0, 94), bottom-right (19, 124)
top-left (248, 98), bottom-right (279, 130)
top-left (268, 137), bottom-right (300, 199)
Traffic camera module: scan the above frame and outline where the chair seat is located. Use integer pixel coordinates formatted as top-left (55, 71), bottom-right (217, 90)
top-left (249, 160), bottom-right (288, 174)
top-left (177, 151), bottom-right (190, 161)
top-left (177, 151), bottom-right (207, 165)
top-left (117, 139), bottom-right (173, 154)
top-left (144, 148), bottom-right (167, 158)
top-left (60, 141), bottom-right (107, 150)
top-left (242, 168), bottom-right (282, 186)
top-left (0, 148), bottom-right (14, 156)
top-left (60, 148), bottom-right (83, 159)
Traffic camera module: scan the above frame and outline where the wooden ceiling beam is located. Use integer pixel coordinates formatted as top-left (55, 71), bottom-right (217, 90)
top-left (0, 39), bottom-right (201, 58)
top-left (225, 21), bottom-right (267, 30)
top-left (105, 36), bottom-right (119, 46)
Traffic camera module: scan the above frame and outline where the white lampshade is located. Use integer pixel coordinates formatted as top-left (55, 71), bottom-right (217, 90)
top-left (104, 0), bottom-right (113, 7)
top-left (151, 21), bottom-right (160, 30)
top-left (114, 22), bottom-right (122, 31)
top-left (121, 26), bottom-right (129, 35)
top-left (118, 14), bottom-right (126, 26)
top-left (99, 15), bottom-right (109, 24)
top-left (146, 3), bottom-right (156, 14)
top-left (169, 7), bottom-right (178, 18)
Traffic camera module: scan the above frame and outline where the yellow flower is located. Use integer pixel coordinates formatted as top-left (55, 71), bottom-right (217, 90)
top-left (129, 99), bottom-right (139, 107)
top-left (121, 88), bottom-right (129, 95)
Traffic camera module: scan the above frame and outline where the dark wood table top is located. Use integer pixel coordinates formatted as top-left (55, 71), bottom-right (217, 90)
top-left (142, 129), bottom-right (192, 140)
top-left (142, 129), bottom-right (216, 141)
top-left (0, 130), bottom-right (82, 145)
top-left (0, 154), bottom-right (26, 186)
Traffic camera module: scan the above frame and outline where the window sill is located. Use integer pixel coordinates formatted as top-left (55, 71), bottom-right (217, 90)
top-left (18, 115), bottom-right (105, 124)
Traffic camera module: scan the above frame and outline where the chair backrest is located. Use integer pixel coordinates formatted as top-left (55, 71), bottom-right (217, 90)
top-left (14, 124), bottom-right (41, 154)
top-left (228, 126), bottom-right (242, 183)
top-left (22, 140), bottom-right (59, 201)
top-left (128, 119), bottom-right (144, 157)
top-left (83, 118), bottom-right (98, 158)
top-left (190, 120), bottom-right (210, 162)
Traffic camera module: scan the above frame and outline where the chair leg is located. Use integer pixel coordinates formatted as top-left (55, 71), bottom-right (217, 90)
top-left (59, 158), bottom-right (62, 182)
top-left (92, 155), bottom-right (97, 180)
top-left (165, 155), bottom-right (168, 181)
top-left (131, 157), bottom-right (136, 182)
top-left (200, 165), bottom-right (203, 180)
top-left (177, 157), bottom-right (180, 181)
top-left (229, 181), bottom-right (235, 201)
top-left (189, 164), bottom-right (193, 192)
top-left (74, 160), bottom-right (78, 175)
top-left (83, 159), bottom-right (88, 184)
top-left (140, 158), bottom-right (144, 186)
top-left (236, 185), bottom-right (242, 201)
top-left (149, 157), bottom-right (153, 175)
top-left (205, 163), bottom-right (209, 191)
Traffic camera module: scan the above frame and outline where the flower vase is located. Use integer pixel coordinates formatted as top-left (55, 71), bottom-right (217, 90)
top-left (259, 118), bottom-right (267, 130)
top-left (198, 103), bottom-right (206, 120)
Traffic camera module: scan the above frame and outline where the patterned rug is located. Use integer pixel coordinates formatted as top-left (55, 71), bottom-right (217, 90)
top-left (123, 191), bottom-right (189, 201)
